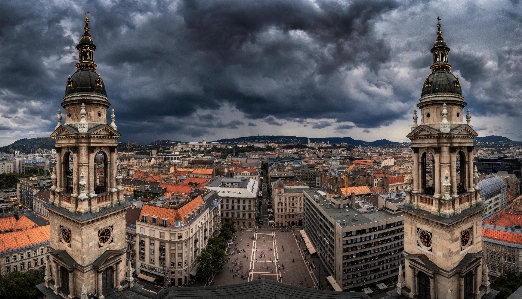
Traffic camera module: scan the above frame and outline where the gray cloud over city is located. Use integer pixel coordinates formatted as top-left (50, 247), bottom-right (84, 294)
top-left (0, 0), bottom-right (521, 145)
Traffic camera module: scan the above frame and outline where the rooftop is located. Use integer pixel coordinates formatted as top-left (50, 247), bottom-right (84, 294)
top-left (305, 190), bottom-right (402, 227)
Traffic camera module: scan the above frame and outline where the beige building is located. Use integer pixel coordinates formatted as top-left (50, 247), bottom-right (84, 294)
top-left (398, 20), bottom-right (489, 299)
top-left (272, 180), bottom-right (309, 226)
top-left (39, 14), bottom-right (128, 299)
top-left (206, 177), bottom-right (258, 227)
top-left (135, 192), bottom-right (221, 286)
top-left (303, 190), bottom-right (404, 291)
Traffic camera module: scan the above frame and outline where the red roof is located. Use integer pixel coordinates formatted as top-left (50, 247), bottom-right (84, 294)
top-left (139, 196), bottom-right (205, 226)
top-left (483, 227), bottom-right (522, 245)
top-left (387, 176), bottom-right (404, 184)
top-left (0, 225), bottom-right (50, 252)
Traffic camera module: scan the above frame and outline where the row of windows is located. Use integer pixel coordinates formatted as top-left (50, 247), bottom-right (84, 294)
top-left (342, 228), bottom-right (403, 245)
top-left (342, 221), bottom-right (404, 238)
top-left (5, 258), bottom-right (45, 272)
top-left (343, 254), bottom-right (402, 274)
top-left (224, 205), bottom-right (253, 210)
top-left (221, 212), bottom-right (252, 218)
top-left (5, 248), bottom-right (46, 264)
top-left (343, 235), bottom-right (404, 252)
top-left (343, 248), bottom-right (403, 267)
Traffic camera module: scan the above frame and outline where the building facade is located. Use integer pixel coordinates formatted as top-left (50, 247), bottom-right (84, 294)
top-left (134, 192), bottom-right (221, 286)
top-left (40, 14), bottom-right (128, 299)
top-left (398, 20), bottom-right (489, 299)
top-left (478, 176), bottom-right (508, 219)
top-left (272, 180), bottom-right (309, 227)
top-left (303, 190), bottom-right (404, 291)
top-left (206, 177), bottom-right (258, 227)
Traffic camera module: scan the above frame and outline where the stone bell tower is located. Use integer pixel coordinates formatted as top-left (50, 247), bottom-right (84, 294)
top-left (43, 13), bottom-right (128, 299)
top-left (398, 18), bottom-right (490, 299)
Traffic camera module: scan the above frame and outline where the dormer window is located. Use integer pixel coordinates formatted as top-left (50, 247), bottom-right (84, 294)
top-left (142, 214), bottom-right (148, 222)
top-left (152, 216), bottom-right (158, 224)
top-left (162, 218), bottom-right (168, 227)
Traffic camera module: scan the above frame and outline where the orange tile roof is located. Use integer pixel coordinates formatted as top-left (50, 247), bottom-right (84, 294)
top-left (483, 227), bottom-right (522, 245)
top-left (160, 184), bottom-right (192, 194)
top-left (341, 186), bottom-right (372, 196)
top-left (387, 176), bottom-right (404, 184)
top-left (192, 168), bottom-right (213, 175)
top-left (0, 225), bottom-right (50, 252)
top-left (0, 217), bottom-right (16, 233)
top-left (484, 211), bottom-right (522, 227)
top-left (179, 177), bottom-right (209, 187)
top-left (13, 215), bottom-right (38, 231)
top-left (144, 175), bottom-right (162, 182)
top-left (139, 195), bottom-right (205, 226)
top-left (234, 168), bottom-right (258, 173)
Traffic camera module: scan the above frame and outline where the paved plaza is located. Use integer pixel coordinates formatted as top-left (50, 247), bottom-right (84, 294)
top-left (212, 227), bottom-right (315, 288)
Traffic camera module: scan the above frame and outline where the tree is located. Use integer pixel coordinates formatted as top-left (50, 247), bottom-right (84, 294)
top-left (0, 269), bottom-right (44, 299)
top-left (490, 272), bottom-right (522, 299)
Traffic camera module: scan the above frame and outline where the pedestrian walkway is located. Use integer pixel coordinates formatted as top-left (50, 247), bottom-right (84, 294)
top-left (212, 228), bottom-right (313, 288)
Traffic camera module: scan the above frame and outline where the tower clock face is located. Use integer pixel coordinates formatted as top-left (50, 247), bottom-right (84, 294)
top-left (417, 228), bottom-right (432, 250)
top-left (461, 228), bottom-right (472, 248)
top-left (98, 227), bottom-right (113, 245)
top-left (61, 227), bottom-right (72, 244)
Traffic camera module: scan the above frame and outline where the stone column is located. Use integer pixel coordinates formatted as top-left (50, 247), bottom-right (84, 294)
top-left (467, 148), bottom-right (474, 192)
top-left (97, 270), bottom-right (103, 298)
top-left (412, 269), bottom-right (417, 296)
top-left (52, 261), bottom-right (59, 294)
top-left (450, 148), bottom-right (457, 196)
top-left (68, 270), bottom-right (74, 298)
top-left (89, 150), bottom-right (95, 195)
top-left (412, 149), bottom-right (419, 193)
top-left (72, 151), bottom-right (79, 195)
top-left (459, 276), bottom-right (464, 299)
top-left (440, 146), bottom-right (450, 194)
top-left (55, 150), bottom-right (62, 192)
top-left (434, 150), bottom-right (440, 197)
top-left (429, 275), bottom-right (436, 299)
top-left (116, 263), bottom-right (122, 291)
top-left (475, 267), bottom-right (481, 295)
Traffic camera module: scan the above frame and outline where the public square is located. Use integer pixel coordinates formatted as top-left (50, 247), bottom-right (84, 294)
top-left (211, 227), bottom-right (316, 288)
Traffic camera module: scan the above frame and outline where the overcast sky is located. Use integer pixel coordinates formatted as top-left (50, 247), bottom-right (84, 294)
top-left (0, 0), bottom-right (521, 146)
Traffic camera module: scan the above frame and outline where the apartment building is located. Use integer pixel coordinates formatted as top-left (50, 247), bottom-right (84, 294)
top-left (303, 190), bottom-right (404, 291)
top-left (206, 178), bottom-right (258, 227)
top-left (0, 215), bottom-right (50, 275)
top-left (272, 180), bottom-right (309, 227)
top-left (135, 192), bottom-right (221, 286)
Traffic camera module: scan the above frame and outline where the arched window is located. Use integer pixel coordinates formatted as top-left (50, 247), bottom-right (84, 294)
top-left (421, 151), bottom-right (435, 195)
top-left (456, 151), bottom-right (467, 194)
top-left (63, 152), bottom-right (73, 194)
top-left (94, 151), bottom-right (108, 194)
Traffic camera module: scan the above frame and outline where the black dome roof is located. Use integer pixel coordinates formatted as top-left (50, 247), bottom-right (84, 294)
top-left (421, 70), bottom-right (461, 97)
top-left (65, 69), bottom-right (107, 96)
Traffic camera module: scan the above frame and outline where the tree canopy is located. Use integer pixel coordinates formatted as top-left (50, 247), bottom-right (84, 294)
top-left (0, 269), bottom-right (44, 299)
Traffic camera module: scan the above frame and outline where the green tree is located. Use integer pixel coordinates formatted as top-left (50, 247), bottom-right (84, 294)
top-left (491, 272), bottom-right (522, 299)
top-left (0, 269), bottom-right (44, 299)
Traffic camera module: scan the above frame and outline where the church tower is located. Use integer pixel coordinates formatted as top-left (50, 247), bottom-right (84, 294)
top-left (398, 19), bottom-right (490, 299)
top-left (46, 13), bottom-right (128, 299)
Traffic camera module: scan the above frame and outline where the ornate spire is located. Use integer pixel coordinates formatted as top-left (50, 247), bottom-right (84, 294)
top-left (75, 11), bottom-right (97, 71)
top-left (430, 17), bottom-right (451, 72)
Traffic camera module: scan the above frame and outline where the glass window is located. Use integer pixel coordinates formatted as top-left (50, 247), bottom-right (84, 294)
top-left (150, 230), bottom-right (155, 237)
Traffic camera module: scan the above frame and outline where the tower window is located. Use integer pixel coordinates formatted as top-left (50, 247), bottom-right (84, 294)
top-left (426, 113), bottom-right (430, 118)
top-left (457, 112), bottom-right (460, 117)
top-left (98, 112), bottom-right (101, 117)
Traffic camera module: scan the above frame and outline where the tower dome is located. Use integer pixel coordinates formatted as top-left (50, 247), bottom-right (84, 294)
top-left (420, 17), bottom-right (461, 97)
top-left (65, 12), bottom-right (107, 96)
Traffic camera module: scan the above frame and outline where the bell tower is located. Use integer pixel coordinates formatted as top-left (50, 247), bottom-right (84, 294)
top-left (398, 18), bottom-right (490, 299)
top-left (45, 13), bottom-right (128, 299)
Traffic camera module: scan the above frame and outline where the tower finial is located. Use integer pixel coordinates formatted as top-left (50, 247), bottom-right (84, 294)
top-left (84, 11), bottom-right (90, 36)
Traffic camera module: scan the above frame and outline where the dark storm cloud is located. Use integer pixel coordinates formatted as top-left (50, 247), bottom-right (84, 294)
top-left (336, 124), bottom-right (355, 131)
top-left (2, 1), bottom-right (522, 144)
top-left (264, 116), bottom-right (282, 126)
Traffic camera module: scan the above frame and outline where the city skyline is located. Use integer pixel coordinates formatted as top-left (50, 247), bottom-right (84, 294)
top-left (1, 1), bottom-right (522, 146)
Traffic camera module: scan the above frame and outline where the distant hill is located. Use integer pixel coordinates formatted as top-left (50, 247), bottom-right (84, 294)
top-left (475, 135), bottom-right (513, 143)
top-left (215, 135), bottom-right (403, 147)
top-left (0, 137), bottom-right (55, 154)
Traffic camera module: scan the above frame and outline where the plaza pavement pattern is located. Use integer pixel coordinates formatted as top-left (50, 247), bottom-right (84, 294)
top-left (212, 228), bottom-right (316, 288)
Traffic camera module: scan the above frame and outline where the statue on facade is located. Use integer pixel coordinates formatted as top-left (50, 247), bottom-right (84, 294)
top-left (78, 172), bottom-right (87, 200)
top-left (80, 284), bottom-right (88, 299)
top-left (56, 110), bottom-right (62, 129)
top-left (110, 109), bottom-right (117, 130)
top-left (474, 165), bottom-right (480, 190)
top-left (440, 103), bottom-right (450, 133)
